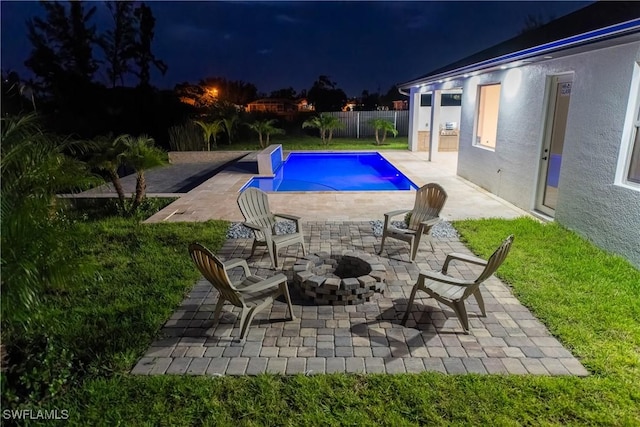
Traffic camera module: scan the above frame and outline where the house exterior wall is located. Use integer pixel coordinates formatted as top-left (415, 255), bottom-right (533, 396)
top-left (555, 42), bottom-right (640, 267)
top-left (457, 66), bottom-right (547, 209)
top-left (417, 106), bottom-right (461, 131)
top-left (455, 41), bottom-right (640, 267)
top-left (417, 106), bottom-right (431, 131)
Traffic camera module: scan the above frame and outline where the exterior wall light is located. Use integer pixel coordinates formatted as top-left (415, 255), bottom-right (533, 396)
top-left (503, 68), bottom-right (523, 98)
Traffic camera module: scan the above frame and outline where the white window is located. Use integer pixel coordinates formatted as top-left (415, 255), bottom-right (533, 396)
top-left (475, 84), bottom-right (501, 149)
top-left (618, 62), bottom-right (640, 188)
top-left (626, 102), bottom-right (640, 184)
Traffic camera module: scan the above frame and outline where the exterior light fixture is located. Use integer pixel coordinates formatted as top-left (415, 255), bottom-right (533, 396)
top-left (504, 68), bottom-right (523, 98)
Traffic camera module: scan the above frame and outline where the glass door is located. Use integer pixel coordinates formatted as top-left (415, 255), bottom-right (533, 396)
top-left (536, 74), bottom-right (573, 216)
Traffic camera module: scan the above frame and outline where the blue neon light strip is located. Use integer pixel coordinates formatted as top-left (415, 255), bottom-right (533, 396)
top-left (412, 18), bottom-right (640, 87)
top-left (484, 19), bottom-right (640, 67)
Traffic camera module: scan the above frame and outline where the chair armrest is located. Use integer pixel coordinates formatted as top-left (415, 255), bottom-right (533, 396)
top-left (223, 258), bottom-right (251, 277)
top-left (274, 213), bottom-right (303, 233)
top-left (242, 221), bottom-right (270, 234)
top-left (419, 216), bottom-right (440, 227)
top-left (238, 273), bottom-right (288, 293)
top-left (383, 209), bottom-right (410, 219)
top-left (274, 213), bottom-right (301, 221)
top-left (419, 270), bottom-right (473, 287)
top-left (413, 216), bottom-right (440, 236)
top-left (442, 252), bottom-right (487, 275)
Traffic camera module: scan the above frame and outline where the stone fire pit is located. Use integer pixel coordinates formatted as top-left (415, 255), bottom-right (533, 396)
top-left (293, 251), bottom-right (386, 305)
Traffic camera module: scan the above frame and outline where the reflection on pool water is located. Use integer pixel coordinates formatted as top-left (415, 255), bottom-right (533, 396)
top-left (242, 152), bottom-right (418, 192)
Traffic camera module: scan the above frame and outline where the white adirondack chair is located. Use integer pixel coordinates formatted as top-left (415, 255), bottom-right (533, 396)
top-left (379, 183), bottom-right (447, 261)
top-left (237, 187), bottom-right (306, 269)
top-left (189, 243), bottom-right (295, 340)
top-left (401, 235), bottom-right (514, 334)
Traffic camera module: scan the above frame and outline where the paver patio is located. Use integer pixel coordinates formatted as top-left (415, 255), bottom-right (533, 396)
top-left (132, 221), bottom-right (588, 377)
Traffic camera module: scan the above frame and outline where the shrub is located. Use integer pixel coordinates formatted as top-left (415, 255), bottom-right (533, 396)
top-left (168, 122), bottom-right (202, 151)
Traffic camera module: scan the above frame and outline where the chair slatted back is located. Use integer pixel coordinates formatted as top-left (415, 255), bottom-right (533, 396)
top-left (237, 188), bottom-right (276, 242)
top-left (462, 235), bottom-right (514, 299)
top-left (189, 243), bottom-right (244, 308)
top-left (408, 183), bottom-right (448, 232)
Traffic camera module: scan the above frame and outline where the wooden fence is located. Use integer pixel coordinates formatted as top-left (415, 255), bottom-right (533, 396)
top-left (323, 111), bottom-right (409, 138)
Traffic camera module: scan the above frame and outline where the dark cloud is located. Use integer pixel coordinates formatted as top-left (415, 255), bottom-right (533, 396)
top-left (275, 14), bottom-right (302, 24)
top-left (166, 24), bottom-right (213, 42)
top-left (1, 1), bottom-right (593, 96)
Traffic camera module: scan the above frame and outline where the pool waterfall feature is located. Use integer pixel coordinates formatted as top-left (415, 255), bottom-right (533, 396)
top-left (244, 145), bottom-right (418, 192)
top-left (257, 144), bottom-right (284, 176)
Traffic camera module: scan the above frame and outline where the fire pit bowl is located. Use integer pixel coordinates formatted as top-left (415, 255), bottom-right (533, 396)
top-left (293, 251), bottom-right (386, 305)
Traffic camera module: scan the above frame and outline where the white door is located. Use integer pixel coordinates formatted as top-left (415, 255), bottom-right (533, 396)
top-left (536, 74), bottom-right (573, 216)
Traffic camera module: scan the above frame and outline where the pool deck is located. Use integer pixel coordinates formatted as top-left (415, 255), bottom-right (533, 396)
top-left (144, 151), bottom-right (529, 223)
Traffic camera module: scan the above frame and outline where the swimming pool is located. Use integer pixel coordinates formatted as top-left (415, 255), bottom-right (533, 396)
top-left (242, 152), bottom-right (418, 192)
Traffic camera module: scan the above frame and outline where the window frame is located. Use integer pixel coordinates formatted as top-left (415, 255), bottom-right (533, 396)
top-left (616, 62), bottom-right (640, 190)
top-left (440, 93), bottom-right (462, 107)
top-left (627, 110), bottom-right (640, 185)
top-left (420, 93), bottom-right (432, 107)
top-left (473, 83), bottom-right (502, 151)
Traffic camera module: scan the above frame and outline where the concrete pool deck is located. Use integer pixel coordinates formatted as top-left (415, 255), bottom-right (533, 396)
top-left (144, 151), bottom-right (529, 223)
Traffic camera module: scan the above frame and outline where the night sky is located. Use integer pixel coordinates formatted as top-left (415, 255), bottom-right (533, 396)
top-left (1, 1), bottom-right (593, 97)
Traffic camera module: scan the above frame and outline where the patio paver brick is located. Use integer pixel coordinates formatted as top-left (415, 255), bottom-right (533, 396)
top-left (166, 357), bottom-right (192, 375)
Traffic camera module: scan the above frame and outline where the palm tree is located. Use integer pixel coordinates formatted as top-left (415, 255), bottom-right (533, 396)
top-left (302, 113), bottom-right (345, 145)
top-left (193, 119), bottom-right (224, 151)
top-left (221, 114), bottom-right (240, 145)
top-left (1, 114), bottom-right (97, 327)
top-left (246, 119), bottom-right (285, 148)
top-left (89, 134), bottom-right (127, 209)
top-left (369, 118), bottom-right (398, 145)
top-left (115, 134), bottom-right (167, 213)
top-left (17, 81), bottom-right (37, 112)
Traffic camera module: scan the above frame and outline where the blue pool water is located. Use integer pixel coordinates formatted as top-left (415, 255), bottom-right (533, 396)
top-left (243, 152), bottom-right (418, 192)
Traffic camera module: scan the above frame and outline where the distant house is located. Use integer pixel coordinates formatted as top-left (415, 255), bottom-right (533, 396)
top-left (398, 1), bottom-right (640, 267)
top-left (342, 98), bottom-right (358, 112)
top-left (392, 100), bottom-right (408, 110)
top-left (246, 98), bottom-right (314, 113)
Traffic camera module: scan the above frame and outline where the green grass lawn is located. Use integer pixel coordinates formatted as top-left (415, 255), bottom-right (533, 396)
top-left (225, 135), bottom-right (409, 151)
top-left (5, 217), bottom-right (640, 425)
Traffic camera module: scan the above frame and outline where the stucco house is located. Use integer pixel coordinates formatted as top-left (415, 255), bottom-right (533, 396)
top-left (398, 1), bottom-right (640, 267)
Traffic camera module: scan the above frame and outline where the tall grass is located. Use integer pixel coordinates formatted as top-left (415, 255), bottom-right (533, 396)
top-left (168, 122), bottom-right (203, 151)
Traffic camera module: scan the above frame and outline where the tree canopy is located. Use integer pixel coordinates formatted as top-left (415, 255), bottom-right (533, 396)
top-left (307, 75), bottom-right (347, 112)
top-left (25, 0), bottom-right (167, 93)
